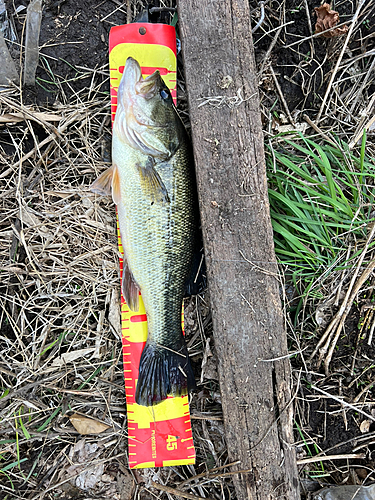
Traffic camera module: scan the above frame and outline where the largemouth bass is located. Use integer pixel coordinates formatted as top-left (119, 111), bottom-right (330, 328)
top-left (91, 57), bottom-right (196, 406)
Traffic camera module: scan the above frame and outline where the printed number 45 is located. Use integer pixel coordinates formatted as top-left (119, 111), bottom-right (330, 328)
top-left (166, 435), bottom-right (178, 451)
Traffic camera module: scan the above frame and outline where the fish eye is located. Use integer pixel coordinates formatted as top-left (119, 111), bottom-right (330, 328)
top-left (160, 89), bottom-right (170, 100)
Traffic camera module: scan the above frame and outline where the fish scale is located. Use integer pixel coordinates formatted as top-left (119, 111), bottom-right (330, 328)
top-left (116, 145), bottom-right (195, 346)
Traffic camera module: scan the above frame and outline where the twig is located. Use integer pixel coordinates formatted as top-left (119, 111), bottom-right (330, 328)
top-left (353, 379), bottom-right (375, 404)
top-left (197, 88), bottom-right (255, 108)
top-left (349, 56), bottom-right (375, 115)
top-left (179, 461), bottom-right (241, 487)
top-left (239, 249), bottom-right (280, 279)
top-left (29, 453), bottom-right (128, 499)
top-left (283, 21), bottom-right (358, 49)
top-left (269, 66), bottom-right (295, 125)
top-left (349, 114), bottom-right (375, 150)
top-left (190, 413), bottom-right (223, 421)
top-left (303, 0), bottom-right (314, 59)
top-left (258, 26), bottom-right (282, 75)
top-left (252, 1), bottom-right (265, 34)
top-left (302, 114), bottom-right (337, 146)
top-left (150, 481), bottom-right (214, 500)
top-left (324, 258), bottom-right (375, 374)
top-left (127, 0), bottom-right (132, 23)
top-left (260, 348), bottom-right (307, 362)
top-left (311, 385), bottom-right (375, 422)
top-left (0, 111), bottom-right (82, 177)
top-left (310, 223), bottom-right (375, 370)
top-left (316, 0), bottom-right (367, 123)
top-left (297, 453), bottom-right (365, 465)
top-left (368, 318), bottom-right (375, 346)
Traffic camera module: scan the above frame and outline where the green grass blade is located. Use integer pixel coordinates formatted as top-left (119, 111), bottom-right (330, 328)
top-left (360, 129), bottom-right (367, 185)
top-left (36, 407), bottom-right (62, 432)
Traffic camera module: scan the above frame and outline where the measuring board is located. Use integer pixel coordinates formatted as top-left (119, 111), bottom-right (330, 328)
top-left (109, 23), bottom-right (196, 469)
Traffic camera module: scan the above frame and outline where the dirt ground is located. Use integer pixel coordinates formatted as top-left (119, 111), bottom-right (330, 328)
top-left (1, 0), bottom-right (375, 499)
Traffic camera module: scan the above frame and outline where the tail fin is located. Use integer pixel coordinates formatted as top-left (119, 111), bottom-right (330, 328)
top-left (135, 340), bottom-right (196, 406)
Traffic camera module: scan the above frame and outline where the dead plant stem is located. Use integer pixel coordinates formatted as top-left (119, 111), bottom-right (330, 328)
top-left (316, 0), bottom-right (367, 123)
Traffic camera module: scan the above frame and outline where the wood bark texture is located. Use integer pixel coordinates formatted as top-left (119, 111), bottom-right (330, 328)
top-left (178, 1), bottom-right (300, 499)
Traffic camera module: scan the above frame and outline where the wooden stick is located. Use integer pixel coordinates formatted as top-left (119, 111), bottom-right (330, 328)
top-left (178, 1), bottom-right (299, 499)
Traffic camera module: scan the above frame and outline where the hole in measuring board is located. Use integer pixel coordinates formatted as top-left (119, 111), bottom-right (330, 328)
top-left (139, 27), bottom-right (146, 35)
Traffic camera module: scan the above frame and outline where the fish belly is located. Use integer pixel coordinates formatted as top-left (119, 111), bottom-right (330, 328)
top-left (114, 138), bottom-right (195, 347)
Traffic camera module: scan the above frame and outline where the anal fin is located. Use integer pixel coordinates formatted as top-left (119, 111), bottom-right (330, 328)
top-left (136, 156), bottom-right (170, 203)
top-left (122, 256), bottom-right (140, 312)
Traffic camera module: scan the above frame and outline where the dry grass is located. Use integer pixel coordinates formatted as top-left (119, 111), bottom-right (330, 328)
top-left (0, 82), bottom-right (129, 497)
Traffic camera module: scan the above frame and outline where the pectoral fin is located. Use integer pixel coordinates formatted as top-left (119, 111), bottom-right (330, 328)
top-left (90, 164), bottom-right (121, 205)
top-left (122, 257), bottom-right (140, 312)
top-left (136, 157), bottom-right (170, 203)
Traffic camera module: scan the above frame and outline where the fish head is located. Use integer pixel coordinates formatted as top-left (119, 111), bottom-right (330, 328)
top-left (114, 57), bottom-right (182, 159)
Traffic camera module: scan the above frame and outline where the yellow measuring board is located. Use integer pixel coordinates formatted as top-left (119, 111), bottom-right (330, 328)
top-left (110, 22), bottom-right (196, 469)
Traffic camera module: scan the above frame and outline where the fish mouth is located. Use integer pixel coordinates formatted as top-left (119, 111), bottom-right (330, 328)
top-left (122, 57), bottom-right (161, 100)
top-left (135, 71), bottom-right (161, 99)
top-left (122, 57), bottom-right (142, 91)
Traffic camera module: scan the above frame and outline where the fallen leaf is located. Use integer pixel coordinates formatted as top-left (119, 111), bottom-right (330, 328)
top-left (69, 439), bottom-right (99, 462)
top-left (356, 468), bottom-right (368, 479)
top-left (76, 463), bottom-right (105, 490)
top-left (360, 419), bottom-right (371, 433)
top-left (65, 439), bottom-right (106, 491)
top-left (20, 206), bottom-right (52, 237)
top-left (117, 469), bottom-right (135, 500)
top-left (69, 413), bottom-right (110, 435)
top-left (315, 308), bottom-right (327, 326)
top-left (50, 348), bottom-right (95, 367)
top-left (315, 3), bottom-right (348, 38)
